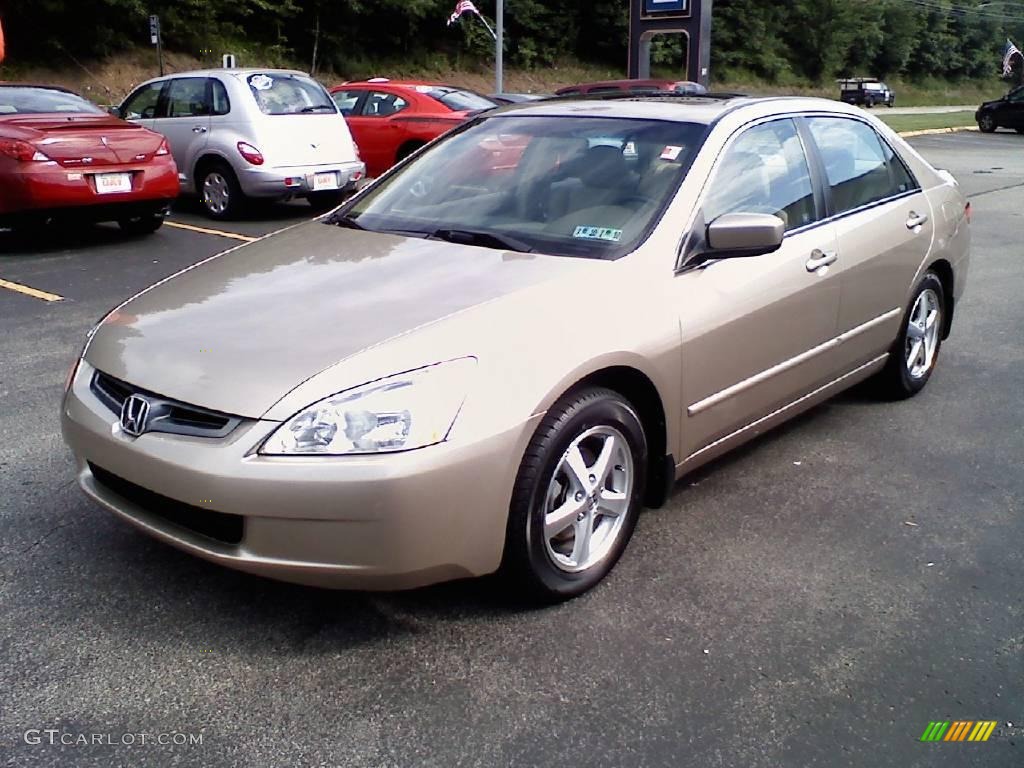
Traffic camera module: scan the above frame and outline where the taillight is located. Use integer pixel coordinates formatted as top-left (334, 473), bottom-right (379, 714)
top-left (236, 142), bottom-right (264, 166)
top-left (0, 139), bottom-right (51, 162)
top-left (155, 139), bottom-right (171, 156)
top-left (965, 202), bottom-right (972, 224)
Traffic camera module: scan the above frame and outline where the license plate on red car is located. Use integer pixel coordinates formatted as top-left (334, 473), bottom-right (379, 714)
top-left (94, 173), bottom-right (133, 194)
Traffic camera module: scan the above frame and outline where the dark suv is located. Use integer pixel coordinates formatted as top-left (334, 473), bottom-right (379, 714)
top-left (838, 78), bottom-right (895, 108)
top-left (976, 85), bottom-right (1024, 133)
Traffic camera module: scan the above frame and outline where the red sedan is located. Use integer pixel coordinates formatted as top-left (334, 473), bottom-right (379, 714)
top-left (329, 79), bottom-right (497, 178)
top-left (0, 85), bottom-right (179, 235)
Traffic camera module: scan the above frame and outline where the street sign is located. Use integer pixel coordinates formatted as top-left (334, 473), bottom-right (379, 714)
top-left (149, 15), bottom-right (160, 45)
top-left (643, 0), bottom-right (689, 17)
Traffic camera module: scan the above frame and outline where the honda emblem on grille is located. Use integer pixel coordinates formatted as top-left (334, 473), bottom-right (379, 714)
top-left (120, 394), bottom-right (151, 437)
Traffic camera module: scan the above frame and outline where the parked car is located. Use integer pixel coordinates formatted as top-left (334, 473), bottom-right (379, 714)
top-left (63, 96), bottom-right (969, 601)
top-left (975, 85), bottom-right (1024, 133)
top-left (489, 92), bottom-right (548, 104)
top-left (329, 79), bottom-right (498, 177)
top-left (0, 84), bottom-right (178, 234)
top-left (115, 69), bottom-right (364, 219)
top-left (838, 78), bottom-right (895, 108)
top-left (554, 79), bottom-right (708, 97)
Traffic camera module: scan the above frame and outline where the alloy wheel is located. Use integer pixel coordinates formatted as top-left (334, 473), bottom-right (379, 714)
top-left (203, 172), bottom-right (231, 216)
top-left (542, 426), bottom-right (634, 573)
top-left (906, 288), bottom-right (941, 379)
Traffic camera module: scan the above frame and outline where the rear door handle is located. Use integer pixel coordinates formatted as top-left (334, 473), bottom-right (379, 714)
top-left (906, 212), bottom-right (929, 229)
top-left (806, 249), bottom-right (838, 272)
top-left (192, 126), bottom-right (208, 134)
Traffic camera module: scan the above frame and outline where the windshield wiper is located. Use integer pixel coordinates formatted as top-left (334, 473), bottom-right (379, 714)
top-left (331, 213), bottom-right (366, 230)
top-left (299, 104), bottom-right (336, 113)
top-left (428, 228), bottom-right (535, 253)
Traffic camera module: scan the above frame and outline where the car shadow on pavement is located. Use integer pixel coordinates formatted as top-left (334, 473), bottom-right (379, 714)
top-left (0, 223), bottom-right (143, 256)
top-left (171, 197), bottom-right (320, 223)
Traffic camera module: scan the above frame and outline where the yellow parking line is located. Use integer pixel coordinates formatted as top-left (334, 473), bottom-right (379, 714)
top-left (0, 278), bottom-right (64, 302)
top-left (164, 221), bottom-right (258, 242)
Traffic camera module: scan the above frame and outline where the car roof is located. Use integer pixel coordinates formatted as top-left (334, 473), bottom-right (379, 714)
top-left (339, 79), bottom-right (460, 88)
top-left (145, 68), bottom-right (310, 80)
top-left (492, 94), bottom-right (869, 125)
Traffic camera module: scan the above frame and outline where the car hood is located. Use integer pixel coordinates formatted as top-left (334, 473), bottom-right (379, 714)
top-left (978, 99), bottom-right (1003, 110)
top-left (85, 221), bottom-right (597, 418)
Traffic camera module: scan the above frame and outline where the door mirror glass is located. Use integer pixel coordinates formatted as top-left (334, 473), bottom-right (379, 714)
top-left (706, 213), bottom-right (785, 257)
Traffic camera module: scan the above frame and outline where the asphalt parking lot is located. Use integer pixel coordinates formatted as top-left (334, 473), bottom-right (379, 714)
top-left (1, 132), bottom-right (1022, 767)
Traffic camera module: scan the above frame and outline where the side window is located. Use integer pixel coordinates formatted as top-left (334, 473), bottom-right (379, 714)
top-left (331, 89), bottom-right (362, 115)
top-left (703, 118), bottom-right (817, 232)
top-left (1008, 88), bottom-right (1024, 103)
top-left (879, 139), bottom-right (918, 194)
top-left (165, 78), bottom-right (210, 118)
top-left (361, 91), bottom-right (408, 117)
top-left (807, 117), bottom-right (906, 215)
top-left (122, 82), bottom-right (163, 120)
top-left (210, 79), bottom-right (230, 116)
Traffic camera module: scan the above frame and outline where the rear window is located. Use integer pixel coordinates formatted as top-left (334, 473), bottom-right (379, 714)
top-left (415, 86), bottom-right (497, 112)
top-left (245, 73), bottom-right (338, 115)
top-left (0, 87), bottom-right (103, 115)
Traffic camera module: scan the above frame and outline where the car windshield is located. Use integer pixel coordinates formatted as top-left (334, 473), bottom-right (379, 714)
top-left (336, 115), bottom-right (706, 259)
top-left (245, 73), bottom-right (337, 115)
top-left (416, 86), bottom-right (498, 112)
top-left (0, 87), bottom-right (103, 115)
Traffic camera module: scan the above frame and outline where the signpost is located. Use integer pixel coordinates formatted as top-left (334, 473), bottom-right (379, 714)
top-left (628, 0), bottom-right (714, 86)
top-left (149, 14), bottom-right (164, 76)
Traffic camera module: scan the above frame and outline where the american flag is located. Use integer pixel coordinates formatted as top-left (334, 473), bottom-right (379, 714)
top-left (1003, 39), bottom-right (1022, 77)
top-left (447, 0), bottom-right (482, 26)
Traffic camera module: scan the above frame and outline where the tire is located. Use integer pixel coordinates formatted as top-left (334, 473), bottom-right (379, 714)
top-left (978, 113), bottom-right (997, 133)
top-left (501, 387), bottom-right (648, 602)
top-left (873, 272), bottom-right (946, 400)
top-left (199, 162), bottom-right (245, 220)
top-left (396, 142), bottom-right (425, 164)
top-left (887, 97), bottom-right (895, 108)
top-left (865, 98), bottom-right (875, 109)
top-left (307, 191), bottom-right (347, 212)
top-left (117, 213), bottom-right (165, 235)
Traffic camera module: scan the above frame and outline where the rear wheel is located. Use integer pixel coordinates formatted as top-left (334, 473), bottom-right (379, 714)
top-left (396, 141), bottom-right (426, 164)
top-left (873, 272), bottom-right (945, 400)
top-left (117, 213), bottom-right (165, 235)
top-left (978, 113), bottom-right (997, 133)
top-left (199, 163), bottom-right (245, 220)
top-left (501, 388), bottom-right (647, 602)
top-left (307, 191), bottom-right (347, 212)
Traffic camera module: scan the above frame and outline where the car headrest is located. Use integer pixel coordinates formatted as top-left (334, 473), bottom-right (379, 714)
top-left (578, 145), bottom-right (628, 189)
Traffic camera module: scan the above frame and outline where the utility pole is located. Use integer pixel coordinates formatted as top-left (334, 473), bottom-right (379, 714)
top-left (496, 0), bottom-right (504, 95)
top-left (149, 14), bottom-right (164, 76)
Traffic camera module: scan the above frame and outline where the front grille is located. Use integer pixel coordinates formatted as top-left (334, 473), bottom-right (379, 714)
top-left (91, 370), bottom-right (242, 438)
top-left (89, 463), bottom-right (244, 545)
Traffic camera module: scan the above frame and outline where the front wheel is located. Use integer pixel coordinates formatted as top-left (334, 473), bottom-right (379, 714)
top-left (502, 388), bottom-right (648, 602)
top-left (978, 114), bottom-right (997, 133)
top-left (873, 272), bottom-right (945, 400)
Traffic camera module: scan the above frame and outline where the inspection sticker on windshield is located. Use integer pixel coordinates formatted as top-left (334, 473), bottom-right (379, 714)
top-left (573, 226), bottom-right (622, 242)
top-left (660, 145), bottom-right (684, 161)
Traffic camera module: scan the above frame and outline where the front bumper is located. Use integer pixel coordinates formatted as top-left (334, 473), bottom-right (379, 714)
top-left (61, 362), bottom-right (535, 590)
top-left (235, 160), bottom-right (365, 199)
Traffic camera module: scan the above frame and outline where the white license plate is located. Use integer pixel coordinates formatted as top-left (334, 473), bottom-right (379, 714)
top-left (313, 172), bottom-right (339, 191)
top-left (95, 173), bottom-right (133, 194)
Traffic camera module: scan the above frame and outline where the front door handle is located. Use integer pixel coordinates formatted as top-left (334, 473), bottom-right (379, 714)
top-left (806, 249), bottom-right (838, 272)
top-left (192, 126), bottom-right (208, 134)
top-left (906, 212), bottom-right (929, 229)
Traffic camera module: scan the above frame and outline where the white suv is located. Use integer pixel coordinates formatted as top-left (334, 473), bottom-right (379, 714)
top-left (117, 69), bottom-right (365, 219)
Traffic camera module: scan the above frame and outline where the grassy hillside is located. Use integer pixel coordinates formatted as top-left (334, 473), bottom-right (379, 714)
top-left (0, 50), bottom-right (1011, 108)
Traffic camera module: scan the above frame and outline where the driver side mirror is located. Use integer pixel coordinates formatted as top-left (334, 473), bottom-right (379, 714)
top-left (107, 105), bottom-right (123, 118)
top-left (706, 212), bottom-right (785, 259)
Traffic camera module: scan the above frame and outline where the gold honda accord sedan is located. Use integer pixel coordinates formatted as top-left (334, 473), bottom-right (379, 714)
top-left (62, 95), bottom-right (970, 600)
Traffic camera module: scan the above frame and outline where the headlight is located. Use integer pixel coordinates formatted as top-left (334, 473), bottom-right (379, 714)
top-left (260, 358), bottom-right (476, 455)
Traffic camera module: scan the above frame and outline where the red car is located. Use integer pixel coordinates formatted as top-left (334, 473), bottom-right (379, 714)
top-left (554, 79), bottom-right (707, 96)
top-left (0, 84), bottom-right (179, 234)
top-left (329, 79), bottom-right (497, 178)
